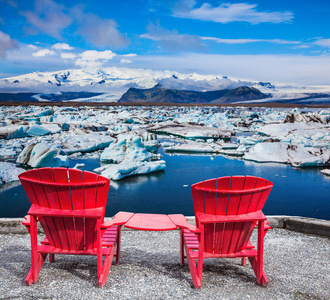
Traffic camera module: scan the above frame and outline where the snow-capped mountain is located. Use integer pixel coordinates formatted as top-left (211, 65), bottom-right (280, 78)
top-left (1, 66), bottom-right (330, 103)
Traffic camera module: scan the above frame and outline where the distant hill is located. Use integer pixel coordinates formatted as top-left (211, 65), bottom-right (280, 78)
top-left (118, 85), bottom-right (271, 104)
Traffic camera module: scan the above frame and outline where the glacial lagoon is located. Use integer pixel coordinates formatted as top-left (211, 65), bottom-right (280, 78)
top-left (0, 105), bottom-right (329, 220)
top-left (1, 149), bottom-right (329, 220)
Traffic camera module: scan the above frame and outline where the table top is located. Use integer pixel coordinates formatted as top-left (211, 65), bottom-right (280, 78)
top-left (124, 213), bottom-right (181, 231)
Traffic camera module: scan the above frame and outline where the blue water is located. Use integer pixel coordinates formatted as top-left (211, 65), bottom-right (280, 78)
top-left (1, 150), bottom-right (329, 220)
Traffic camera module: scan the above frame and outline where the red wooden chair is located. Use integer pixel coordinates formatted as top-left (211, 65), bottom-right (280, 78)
top-left (176, 176), bottom-right (273, 288)
top-left (19, 167), bottom-right (133, 287)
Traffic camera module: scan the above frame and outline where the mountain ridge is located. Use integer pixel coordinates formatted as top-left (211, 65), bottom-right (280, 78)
top-left (118, 86), bottom-right (271, 104)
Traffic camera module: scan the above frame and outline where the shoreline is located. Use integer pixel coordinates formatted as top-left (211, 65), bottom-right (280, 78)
top-left (1, 100), bottom-right (330, 109)
top-left (1, 215), bottom-right (329, 238)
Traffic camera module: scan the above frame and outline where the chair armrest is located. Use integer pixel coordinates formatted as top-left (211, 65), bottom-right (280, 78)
top-left (22, 215), bottom-right (31, 226)
top-left (28, 204), bottom-right (105, 218)
top-left (168, 214), bottom-right (201, 233)
top-left (101, 211), bottom-right (134, 228)
top-left (198, 210), bottom-right (267, 224)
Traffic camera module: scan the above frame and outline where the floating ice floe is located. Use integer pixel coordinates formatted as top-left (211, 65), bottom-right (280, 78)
top-left (148, 123), bottom-right (234, 140)
top-left (320, 169), bottom-right (330, 176)
top-left (58, 133), bottom-right (115, 154)
top-left (0, 162), bottom-right (25, 185)
top-left (163, 141), bottom-right (220, 153)
top-left (94, 160), bottom-right (166, 180)
top-left (17, 143), bottom-right (69, 168)
top-left (244, 142), bottom-right (330, 167)
top-left (73, 163), bottom-right (85, 169)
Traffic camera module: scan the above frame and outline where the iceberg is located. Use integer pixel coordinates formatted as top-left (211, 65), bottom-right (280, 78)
top-left (26, 124), bottom-right (52, 136)
top-left (244, 142), bottom-right (330, 167)
top-left (94, 160), bottom-right (166, 180)
top-left (0, 162), bottom-right (25, 185)
top-left (320, 169), bottom-right (330, 176)
top-left (163, 141), bottom-right (220, 153)
top-left (59, 133), bottom-right (114, 154)
top-left (17, 143), bottom-right (69, 168)
top-left (148, 123), bottom-right (234, 140)
top-left (0, 125), bottom-right (28, 139)
top-left (100, 134), bottom-right (154, 163)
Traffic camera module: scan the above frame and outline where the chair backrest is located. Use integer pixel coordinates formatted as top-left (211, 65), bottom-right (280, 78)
top-left (191, 176), bottom-right (273, 254)
top-left (19, 167), bottom-right (110, 251)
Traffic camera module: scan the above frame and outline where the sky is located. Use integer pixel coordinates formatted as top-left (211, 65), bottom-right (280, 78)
top-left (1, 0), bottom-right (330, 85)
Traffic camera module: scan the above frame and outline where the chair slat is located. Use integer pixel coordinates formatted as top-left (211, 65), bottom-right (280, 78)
top-left (84, 171), bottom-right (98, 250)
top-left (203, 179), bottom-right (217, 253)
top-left (215, 177), bottom-right (231, 215)
top-left (68, 169), bottom-right (85, 251)
top-left (191, 181), bottom-right (204, 227)
top-left (221, 176), bottom-right (245, 254)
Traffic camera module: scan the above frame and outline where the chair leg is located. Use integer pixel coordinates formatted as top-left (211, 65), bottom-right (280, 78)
top-left (98, 246), bottom-right (115, 287)
top-left (26, 216), bottom-right (47, 285)
top-left (25, 253), bottom-right (47, 285)
top-left (180, 229), bottom-right (184, 265)
top-left (115, 225), bottom-right (121, 265)
top-left (185, 245), bottom-right (202, 288)
top-left (241, 257), bottom-right (246, 266)
top-left (248, 220), bottom-right (269, 287)
top-left (49, 254), bottom-right (55, 263)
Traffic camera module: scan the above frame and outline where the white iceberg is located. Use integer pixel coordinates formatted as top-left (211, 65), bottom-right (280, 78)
top-left (17, 143), bottom-right (69, 168)
top-left (0, 162), bottom-right (25, 185)
top-left (100, 134), bottom-right (154, 163)
top-left (244, 142), bottom-right (330, 167)
top-left (148, 123), bottom-right (234, 140)
top-left (94, 160), bottom-right (166, 180)
top-left (163, 141), bottom-right (220, 153)
top-left (320, 169), bottom-right (330, 176)
top-left (59, 133), bottom-right (114, 154)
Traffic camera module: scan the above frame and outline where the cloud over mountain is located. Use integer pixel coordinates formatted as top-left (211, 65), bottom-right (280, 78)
top-left (0, 31), bottom-right (18, 58)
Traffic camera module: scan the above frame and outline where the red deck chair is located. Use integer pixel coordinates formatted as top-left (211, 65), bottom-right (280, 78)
top-left (179, 176), bottom-right (273, 288)
top-left (19, 167), bottom-right (133, 287)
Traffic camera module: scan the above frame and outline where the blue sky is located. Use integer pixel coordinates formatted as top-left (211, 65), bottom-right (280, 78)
top-left (1, 0), bottom-right (330, 84)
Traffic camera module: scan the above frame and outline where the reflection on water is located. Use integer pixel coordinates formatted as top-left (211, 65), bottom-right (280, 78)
top-left (1, 152), bottom-right (329, 220)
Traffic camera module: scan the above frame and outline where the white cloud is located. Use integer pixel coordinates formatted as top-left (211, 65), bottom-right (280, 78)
top-left (32, 49), bottom-right (56, 57)
top-left (314, 38), bottom-right (330, 48)
top-left (52, 43), bottom-right (73, 50)
top-left (141, 22), bottom-right (205, 51)
top-left (20, 0), bottom-right (72, 39)
top-left (60, 52), bottom-right (76, 59)
top-left (173, 2), bottom-right (293, 24)
top-left (75, 50), bottom-right (116, 68)
top-left (0, 31), bottom-right (18, 58)
top-left (27, 44), bottom-right (38, 49)
top-left (123, 53), bottom-right (137, 57)
top-left (201, 36), bottom-right (300, 45)
top-left (120, 59), bottom-right (133, 64)
top-left (74, 9), bottom-right (129, 48)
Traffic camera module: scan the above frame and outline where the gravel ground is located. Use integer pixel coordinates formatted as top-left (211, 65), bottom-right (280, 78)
top-left (0, 229), bottom-right (329, 300)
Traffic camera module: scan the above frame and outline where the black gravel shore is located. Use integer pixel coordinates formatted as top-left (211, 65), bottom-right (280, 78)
top-left (0, 229), bottom-right (329, 300)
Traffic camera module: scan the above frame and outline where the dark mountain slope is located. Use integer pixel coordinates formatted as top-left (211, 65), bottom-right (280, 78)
top-left (119, 86), bottom-right (270, 104)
